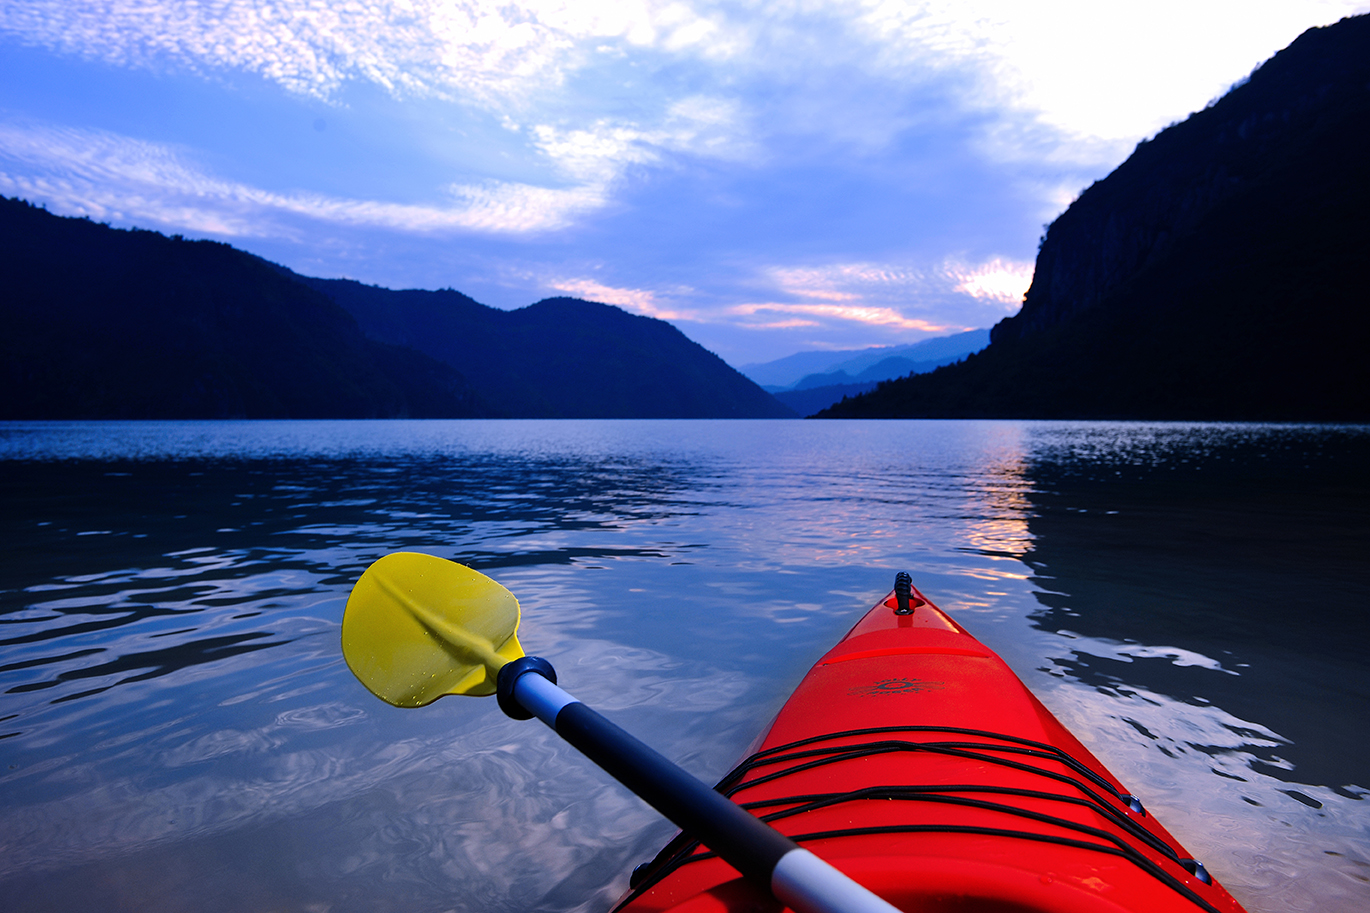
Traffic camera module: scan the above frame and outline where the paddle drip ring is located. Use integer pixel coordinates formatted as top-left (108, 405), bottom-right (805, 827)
top-left (497, 656), bottom-right (558, 720)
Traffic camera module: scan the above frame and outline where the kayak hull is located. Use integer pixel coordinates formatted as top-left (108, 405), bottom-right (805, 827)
top-left (615, 584), bottom-right (1246, 913)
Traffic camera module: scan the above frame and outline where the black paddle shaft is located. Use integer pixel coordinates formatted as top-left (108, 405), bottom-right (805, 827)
top-left (498, 658), bottom-right (795, 889)
top-left (559, 701), bottom-right (795, 883)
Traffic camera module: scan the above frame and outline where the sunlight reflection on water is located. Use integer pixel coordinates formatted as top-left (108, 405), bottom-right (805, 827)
top-left (1, 419), bottom-right (1367, 913)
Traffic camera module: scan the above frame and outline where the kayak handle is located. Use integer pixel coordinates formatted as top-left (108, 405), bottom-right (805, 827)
top-left (894, 572), bottom-right (914, 614)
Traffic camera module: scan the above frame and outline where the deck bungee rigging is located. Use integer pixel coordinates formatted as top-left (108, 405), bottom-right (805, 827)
top-left (618, 725), bottom-right (1222, 912)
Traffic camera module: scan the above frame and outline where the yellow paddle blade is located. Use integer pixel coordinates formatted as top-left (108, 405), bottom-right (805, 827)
top-left (341, 552), bottom-right (524, 707)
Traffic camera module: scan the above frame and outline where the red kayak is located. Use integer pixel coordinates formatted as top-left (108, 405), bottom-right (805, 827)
top-left (614, 576), bottom-right (1247, 913)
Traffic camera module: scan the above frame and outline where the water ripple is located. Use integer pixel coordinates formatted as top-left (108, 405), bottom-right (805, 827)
top-left (0, 419), bottom-right (1366, 913)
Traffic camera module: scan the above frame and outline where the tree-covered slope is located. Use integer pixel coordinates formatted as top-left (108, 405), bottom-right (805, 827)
top-left (1, 197), bottom-right (792, 419)
top-left (1, 198), bottom-right (485, 419)
top-left (296, 277), bottom-right (795, 418)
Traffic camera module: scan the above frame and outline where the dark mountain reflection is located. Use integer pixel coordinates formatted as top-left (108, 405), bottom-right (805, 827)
top-left (1019, 424), bottom-right (1370, 794)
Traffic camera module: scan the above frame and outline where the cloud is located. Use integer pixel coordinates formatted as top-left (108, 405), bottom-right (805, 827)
top-left (0, 0), bottom-right (738, 104)
top-left (526, 95), bottom-right (752, 186)
top-left (0, 91), bottom-right (754, 246)
top-left (946, 256), bottom-right (1033, 306)
top-left (544, 262), bottom-right (986, 334)
top-left (733, 301), bottom-right (955, 332)
top-left (737, 316), bottom-right (823, 330)
top-left (0, 120), bottom-right (603, 236)
top-left (8, 1), bottom-right (1362, 214)
top-left (770, 263), bottom-right (929, 300)
top-left (546, 277), bottom-right (692, 320)
top-left (846, 0), bottom-right (1370, 141)
top-left (766, 256), bottom-right (1030, 311)
top-left (1, 1), bottom-right (427, 100)
top-left (6, 1), bottom-right (1364, 145)
top-left (539, 257), bottom-right (1010, 336)
top-left (5, 0), bottom-right (1363, 363)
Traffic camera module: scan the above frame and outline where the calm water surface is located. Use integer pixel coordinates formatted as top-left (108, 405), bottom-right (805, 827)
top-left (1, 420), bottom-right (1366, 912)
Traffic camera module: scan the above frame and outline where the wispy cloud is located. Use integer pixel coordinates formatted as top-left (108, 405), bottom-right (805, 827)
top-left (847, 0), bottom-right (1370, 140)
top-left (0, 120), bottom-right (603, 235)
top-left (546, 254), bottom-right (1016, 334)
top-left (770, 263), bottom-right (930, 301)
top-left (545, 277), bottom-right (685, 319)
top-left (0, 105), bottom-right (763, 241)
top-left (6, 1), bottom-right (1363, 144)
top-left (527, 95), bottom-right (751, 186)
top-left (0, 0), bottom-right (738, 103)
top-left (946, 257), bottom-right (1033, 307)
top-left (734, 301), bottom-right (955, 333)
top-left (674, 254), bottom-right (1027, 346)
top-left (4, 0), bottom-right (1363, 365)
top-left (766, 256), bottom-right (1031, 311)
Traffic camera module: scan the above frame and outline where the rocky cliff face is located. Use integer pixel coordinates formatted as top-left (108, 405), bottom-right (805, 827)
top-left (821, 14), bottom-right (1370, 420)
top-left (993, 14), bottom-right (1370, 344)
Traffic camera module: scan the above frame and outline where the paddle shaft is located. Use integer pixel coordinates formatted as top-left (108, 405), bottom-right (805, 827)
top-left (508, 665), bottom-right (901, 913)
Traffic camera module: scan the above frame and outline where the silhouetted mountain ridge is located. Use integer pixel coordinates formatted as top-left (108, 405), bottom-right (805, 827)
top-left (821, 15), bottom-right (1370, 420)
top-left (1, 198), bottom-right (791, 419)
top-left (292, 277), bottom-right (793, 418)
top-left (1, 197), bottom-right (485, 419)
top-left (772, 353), bottom-right (987, 418)
top-left (791, 354), bottom-right (970, 391)
top-left (743, 329), bottom-right (988, 389)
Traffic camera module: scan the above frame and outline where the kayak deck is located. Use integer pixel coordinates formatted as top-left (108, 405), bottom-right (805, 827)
top-left (614, 582), bottom-right (1246, 913)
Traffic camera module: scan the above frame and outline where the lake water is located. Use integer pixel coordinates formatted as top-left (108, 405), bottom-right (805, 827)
top-left (1, 419), bottom-right (1367, 913)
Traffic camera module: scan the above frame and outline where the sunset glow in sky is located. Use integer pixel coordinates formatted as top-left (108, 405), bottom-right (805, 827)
top-left (2, 1), bottom-right (1365, 363)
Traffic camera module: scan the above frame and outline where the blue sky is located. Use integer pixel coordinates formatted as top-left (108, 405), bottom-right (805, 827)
top-left (2, 2), bottom-right (1366, 365)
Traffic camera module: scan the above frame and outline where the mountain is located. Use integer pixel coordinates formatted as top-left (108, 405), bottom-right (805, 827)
top-left (820, 15), bottom-right (1370, 421)
top-left (0, 197), bottom-right (792, 419)
top-left (772, 383), bottom-right (880, 417)
top-left (750, 330), bottom-right (989, 416)
top-left (773, 355), bottom-right (984, 418)
top-left (0, 197), bottom-right (485, 419)
top-left (741, 329), bottom-right (988, 389)
top-left (810, 330), bottom-right (990, 384)
top-left (790, 352), bottom-right (981, 391)
top-left (291, 276), bottom-right (794, 418)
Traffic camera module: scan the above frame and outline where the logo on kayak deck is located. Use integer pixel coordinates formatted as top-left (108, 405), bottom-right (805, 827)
top-left (849, 678), bottom-right (944, 696)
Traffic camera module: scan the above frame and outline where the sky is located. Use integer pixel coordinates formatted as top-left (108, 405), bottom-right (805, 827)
top-left (2, 2), bottom-right (1367, 366)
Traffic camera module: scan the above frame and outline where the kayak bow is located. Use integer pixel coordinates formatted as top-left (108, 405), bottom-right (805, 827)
top-left (341, 557), bottom-right (1247, 912)
top-left (614, 574), bottom-right (1247, 913)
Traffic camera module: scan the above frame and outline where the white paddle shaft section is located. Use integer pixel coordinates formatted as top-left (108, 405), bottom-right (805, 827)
top-left (773, 849), bottom-right (903, 913)
top-left (514, 671), bottom-right (576, 727)
top-left (512, 669), bottom-right (901, 913)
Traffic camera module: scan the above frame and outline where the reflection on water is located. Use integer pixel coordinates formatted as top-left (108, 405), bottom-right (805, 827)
top-left (1, 420), bottom-right (1367, 913)
top-left (1008, 423), bottom-right (1370, 911)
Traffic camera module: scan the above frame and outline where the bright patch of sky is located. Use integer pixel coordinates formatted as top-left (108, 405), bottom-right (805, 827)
top-left (1, 1), bottom-right (1365, 363)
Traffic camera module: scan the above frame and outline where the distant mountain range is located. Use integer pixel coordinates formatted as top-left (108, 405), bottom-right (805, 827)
top-left (740, 331), bottom-right (989, 388)
top-left (740, 330), bottom-right (988, 416)
top-left (822, 15), bottom-right (1370, 421)
top-left (0, 198), bottom-right (791, 419)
